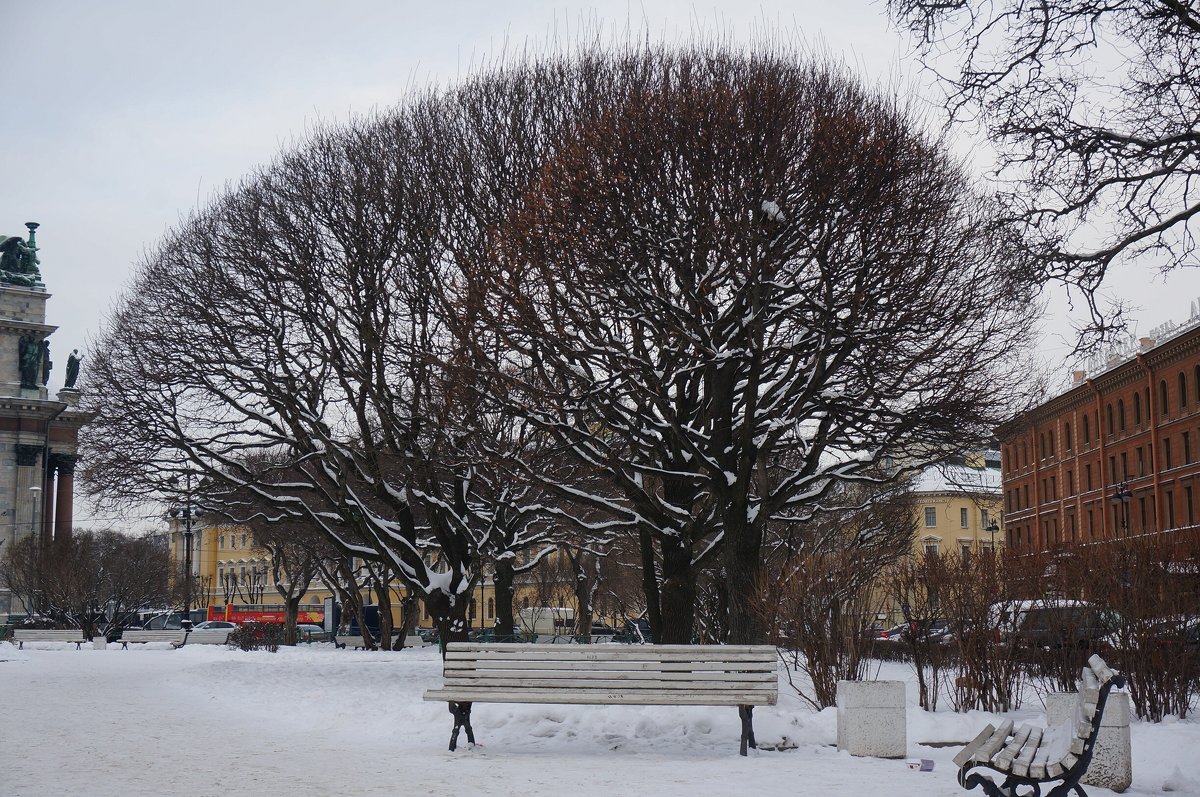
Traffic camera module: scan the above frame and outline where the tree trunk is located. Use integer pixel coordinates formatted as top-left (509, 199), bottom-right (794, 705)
top-left (425, 588), bottom-right (471, 658)
top-left (284, 595), bottom-right (300, 645)
top-left (493, 558), bottom-right (516, 639)
top-left (723, 512), bottom-right (766, 645)
top-left (639, 528), bottom-right (662, 640)
top-left (374, 580), bottom-right (394, 651)
top-left (657, 535), bottom-right (695, 644)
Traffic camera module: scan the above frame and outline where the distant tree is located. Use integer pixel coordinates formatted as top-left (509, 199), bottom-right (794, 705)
top-left (0, 531), bottom-right (172, 636)
top-left (890, 0), bottom-right (1200, 347)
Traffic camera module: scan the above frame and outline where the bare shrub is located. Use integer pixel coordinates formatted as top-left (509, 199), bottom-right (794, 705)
top-left (228, 621), bottom-right (283, 653)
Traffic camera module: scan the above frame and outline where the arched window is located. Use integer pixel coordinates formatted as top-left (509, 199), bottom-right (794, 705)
top-left (1039, 433), bottom-right (1046, 458)
top-left (1106, 404), bottom-right (1114, 435)
top-left (1160, 380), bottom-right (1169, 415)
top-left (487, 598), bottom-right (495, 618)
top-left (1118, 399), bottom-right (1125, 431)
top-left (1083, 414), bottom-right (1091, 444)
top-left (1064, 422), bottom-right (1072, 450)
top-left (1133, 392), bottom-right (1141, 425)
top-left (1180, 372), bottom-right (1188, 407)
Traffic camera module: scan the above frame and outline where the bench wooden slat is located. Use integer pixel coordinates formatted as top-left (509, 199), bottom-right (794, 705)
top-left (1011, 726), bottom-right (1042, 777)
top-left (991, 723), bottom-right (1033, 771)
top-left (445, 659), bottom-right (776, 673)
top-left (445, 650), bottom-right (774, 664)
top-left (443, 669), bottom-right (777, 682)
top-left (442, 675), bottom-right (775, 691)
top-left (953, 724), bottom-right (995, 768)
top-left (423, 688), bottom-right (778, 706)
top-left (451, 642), bottom-right (771, 654)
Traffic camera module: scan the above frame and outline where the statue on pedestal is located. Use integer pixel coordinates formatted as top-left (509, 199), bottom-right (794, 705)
top-left (0, 223), bottom-right (42, 287)
top-left (18, 335), bottom-right (41, 388)
top-left (65, 349), bottom-right (82, 389)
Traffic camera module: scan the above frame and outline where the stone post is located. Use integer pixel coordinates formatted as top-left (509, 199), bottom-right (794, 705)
top-left (836, 680), bottom-right (907, 758)
top-left (1046, 690), bottom-right (1132, 792)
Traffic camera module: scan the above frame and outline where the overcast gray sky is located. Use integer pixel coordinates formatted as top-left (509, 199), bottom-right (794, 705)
top-left (1, 1), bottom-right (1195, 527)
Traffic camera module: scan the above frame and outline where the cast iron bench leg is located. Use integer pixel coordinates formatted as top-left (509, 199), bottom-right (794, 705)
top-left (449, 701), bottom-right (475, 751)
top-left (738, 705), bottom-right (756, 756)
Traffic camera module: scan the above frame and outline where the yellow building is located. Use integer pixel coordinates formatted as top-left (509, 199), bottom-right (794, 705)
top-left (911, 451), bottom-right (1005, 559)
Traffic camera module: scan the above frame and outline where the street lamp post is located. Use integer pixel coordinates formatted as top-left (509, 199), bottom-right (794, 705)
top-left (1112, 482), bottom-right (1132, 538)
top-left (168, 472), bottom-right (196, 630)
top-left (28, 485), bottom-right (41, 619)
top-left (986, 519), bottom-right (1000, 553)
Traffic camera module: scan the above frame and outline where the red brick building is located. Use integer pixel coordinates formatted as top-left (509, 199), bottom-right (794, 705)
top-left (999, 321), bottom-right (1200, 552)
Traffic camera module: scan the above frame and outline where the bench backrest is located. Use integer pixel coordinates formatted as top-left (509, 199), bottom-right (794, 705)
top-left (123, 630), bottom-right (186, 642)
top-left (441, 642), bottom-right (778, 706)
top-left (184, 629), bottom-right (231, 644)
top-left (13, 630), bottom-right (83, 641)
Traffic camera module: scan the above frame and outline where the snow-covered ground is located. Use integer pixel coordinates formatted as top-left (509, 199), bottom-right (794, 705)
top-left (2, 642), bottom-right (1196, 797)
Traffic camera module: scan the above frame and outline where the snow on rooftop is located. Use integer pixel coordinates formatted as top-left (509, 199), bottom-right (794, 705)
top-left (912, 462), bottom-right (1001, 495)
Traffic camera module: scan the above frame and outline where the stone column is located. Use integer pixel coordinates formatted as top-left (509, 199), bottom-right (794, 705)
top-left (41, 461), bottom-right (55, 544)
top-left (14, 444), bottom-right (42, 541)
top-left (51, 454), bottom-right (77, 542)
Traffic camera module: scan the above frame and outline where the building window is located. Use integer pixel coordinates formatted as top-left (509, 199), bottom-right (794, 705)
top-left (1109, 456), bottom-right (1117, 482)
top-left (1067, 470), bottom-right (1074, 496)
top-left (1164, 438), bottom-right (1173, 470)
top-left (1120, 452), bottom-right (1128, 479)
top-left (924, 507), bottom-right (938, 527)
top-left (1133, 392), bottom-right (1142, 425)
top-left (924, 541), bottom-right (939, 557)
top-left (1160, 380), bottom-right (1169, 416)
top-left (487, 598), bottom-right (495, 619)
top-left (241, 533), bottom-right (248, 547)
top-left (1106, 404), bottom-right (1114, 435)
top-left (1184, 431), bottom-right (1192, 464)
top-left (1039, 433), bottom-right (1046, 459)
top-left (1137, 447), bottom-right (1145, 477)
top-left (1085, 463), bottom-right (1092, 491)
top-left (1083, 414), bottom-right (1090, 444)
top-left (219, 535), bottom-right (225, 548)
top-left (1166, 490), bottom-right (1175, 529)
top-left (960, 507), bottom-right (969, 529)
top-left (1087, 509), bottom-right (1094, 538)
top-left (468, 599), bottom-right (476, 620)
top-left (1181, 372), bottom-right (1189, 407)
top-left (1118, 399), bottom-right (1125, 431)
top-left (981, 509), bottom-right (990, 528)
top-left (960, 542), bottom-right (972, 560)
top-left (1139, 497), bottom-right (1148, 530)
top-left (1187, 485), bottom-right (1195, 526)
top-left (1049, 433), bottom-right (1055, 457)
top-left (1050, 475), bottom-right (1056, 500)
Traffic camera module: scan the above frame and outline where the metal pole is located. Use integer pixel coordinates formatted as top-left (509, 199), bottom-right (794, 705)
top-left (182, 473), bottom-right (194, 629)
top-left (28, 486), bottom-right (41, 618)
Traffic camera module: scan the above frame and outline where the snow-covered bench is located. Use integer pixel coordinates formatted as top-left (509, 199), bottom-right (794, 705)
top-left (953, 654), bottom-right (1125, 797)
top-left (12, 629), bottom-right (87, 649)
top-left (424, 642), bottom-right (778, 756)
top-left (119, 630), bottom-right (187, 649)
top-left (175, 629), bottom-right (232, 647)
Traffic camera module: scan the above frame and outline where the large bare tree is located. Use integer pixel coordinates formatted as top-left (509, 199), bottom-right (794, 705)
top-left (469, 49), bottom-right (1038, 643)
top-left (890, 0), bottom-right (1200, 347)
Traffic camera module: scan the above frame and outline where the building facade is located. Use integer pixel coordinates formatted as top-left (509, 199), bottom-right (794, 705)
top-left (0, 223), bottom-right (90, 620)
top-left (1000, 320), bottom-right (1200, 551)
top-left (911, 451), bottom-right (1004, 559)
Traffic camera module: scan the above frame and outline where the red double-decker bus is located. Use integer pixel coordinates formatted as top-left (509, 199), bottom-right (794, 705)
top-left (208, 604), bottom-right (324, 624)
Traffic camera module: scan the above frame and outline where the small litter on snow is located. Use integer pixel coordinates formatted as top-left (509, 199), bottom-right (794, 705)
top-left (905, 759), bottom-right (934, 772)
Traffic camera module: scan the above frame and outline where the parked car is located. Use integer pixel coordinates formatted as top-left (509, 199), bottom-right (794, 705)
top-left (992, 600), bottom-right (1120, 650)
top-left (192, 620), bottom-right (239, 632)
top-left (296, 623), bottom-right (330, 643)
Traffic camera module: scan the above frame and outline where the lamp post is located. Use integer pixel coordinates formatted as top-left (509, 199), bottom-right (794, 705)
top-left (986, 519), bottom-right (1000, 554)
top-left (168, 472), bottom-right (196, 630)
top-left (1111, 482), bottom-right (1132, 538)
top-left (28, 485), bottom-right (41, 619)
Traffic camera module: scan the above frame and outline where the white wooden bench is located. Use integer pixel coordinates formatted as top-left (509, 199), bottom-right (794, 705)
top-left (424, 642), bottom-right (778, 755)
top-left (13, 629), bottom-right (87, 650)
top-left (953, 654), bottom-right (1125, 797)
top-left (119, 630), bottom-right (187, 649)
top-left (175, 629), bottom-right (231, 647)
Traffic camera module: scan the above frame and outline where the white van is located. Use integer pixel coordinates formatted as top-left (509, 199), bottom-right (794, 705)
top-left (517, 607), bottom-right (576, 638)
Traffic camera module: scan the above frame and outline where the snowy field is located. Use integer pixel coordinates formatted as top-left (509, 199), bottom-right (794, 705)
top-left (2, 642), bottom-right (1197, 797)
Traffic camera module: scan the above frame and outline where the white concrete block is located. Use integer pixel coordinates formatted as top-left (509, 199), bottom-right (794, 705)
top-left (1047, 691), bottom-right (1131, 793)
top-left (837, 680), bottom-right (907, 758)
